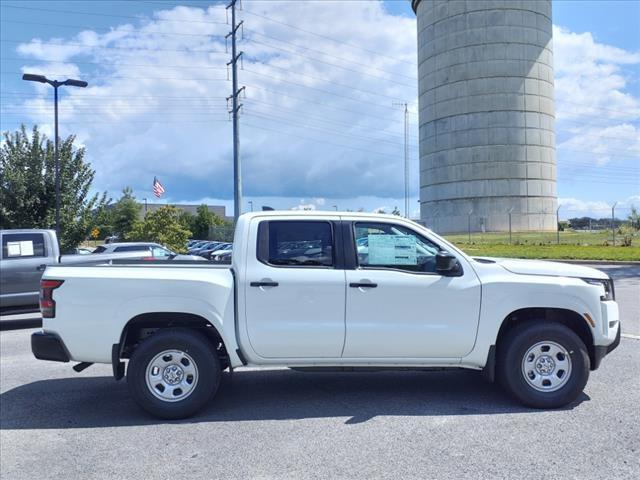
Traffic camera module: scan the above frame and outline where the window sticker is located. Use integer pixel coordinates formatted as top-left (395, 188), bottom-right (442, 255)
top-left (6, 240), bottom-right (35, 257)
top-left (20, 240), bottom-right (34, 256)
top-left (7, 242), bottom-right (21, 257)
top-left (367, 235), bottom-right (417, 265)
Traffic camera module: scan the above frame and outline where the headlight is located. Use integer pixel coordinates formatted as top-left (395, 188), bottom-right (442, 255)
top-left (582, 278), bottom-right (615, 301)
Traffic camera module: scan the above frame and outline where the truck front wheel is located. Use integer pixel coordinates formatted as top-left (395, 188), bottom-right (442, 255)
top-left (127, 328), bottom-right (221, 419)
top-left (497, 322), bottom-right (590, 409)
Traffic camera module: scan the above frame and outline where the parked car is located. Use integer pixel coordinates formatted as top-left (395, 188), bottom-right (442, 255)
top-left (0, 230), bottom-right (171, 309)
top-left (189, 241), bottom-right (224, 256)
top-left (66, 247), bottom-right (94, 255)
top-left (31, 211), bottom-right (620, 419)
top-left (187, 239), bottom-right (204, 248)
top-left (187, 240), bottom-right (217, 255)
top-left (210, 248), bottom-right (232, 263)
top-left (92, 242), bottom-right (202, 260)
top-left (200, 242), bottom-right (232, 259)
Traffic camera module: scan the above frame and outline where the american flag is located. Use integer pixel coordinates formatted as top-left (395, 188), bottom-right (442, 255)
top-left (153, 176), bottom-right (165, 198)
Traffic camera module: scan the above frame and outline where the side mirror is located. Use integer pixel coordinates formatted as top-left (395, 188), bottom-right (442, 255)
top-left (436, 251), bottom-right (461, 276)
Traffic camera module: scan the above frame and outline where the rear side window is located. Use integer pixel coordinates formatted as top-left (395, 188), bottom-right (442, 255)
top-left (93, 246), bottom-right (107, 253)
top-left (258, 221), bottom-right (334, 267)
top-left (114, 245), bottom-right (148, 252)
top-left (2, 233), bottom-right (46, 259)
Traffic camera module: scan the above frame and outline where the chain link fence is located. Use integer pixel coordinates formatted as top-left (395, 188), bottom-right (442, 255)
top-left (208, 224), bottom-right (235, 242)
top-left (420, 207), bottom-right (638, 247)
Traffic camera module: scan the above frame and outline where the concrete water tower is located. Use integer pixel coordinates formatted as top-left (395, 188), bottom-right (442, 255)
top-left (413, 0), bottom-right (557, 233)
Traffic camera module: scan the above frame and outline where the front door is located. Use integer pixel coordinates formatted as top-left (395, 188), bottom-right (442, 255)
top-left (343, 221), bottom-right (481, 359)
top-left (244, 219), bottom-right (346, 358)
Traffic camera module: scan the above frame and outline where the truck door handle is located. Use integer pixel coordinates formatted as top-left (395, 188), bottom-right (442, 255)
top-left (250, 281), bottom-right (279, 287)
top-left (36, 264), bottom-right (47, 271)
top-left (349, 282), bottom-right (377, 288)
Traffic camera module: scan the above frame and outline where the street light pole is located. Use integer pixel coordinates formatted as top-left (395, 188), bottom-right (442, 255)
top-left (333, 205), bottom-right (338, 211)
top-left (248, 200), bottom-right (253, 212)
top-left (22, 73), bottom-right (87, 236)
top-left (53, 83), bottom-right (60, 234)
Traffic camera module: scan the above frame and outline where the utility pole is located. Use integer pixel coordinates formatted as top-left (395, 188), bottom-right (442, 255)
top-left (226, 0), bottom-right (244, 224)
top-left (393, 102), bottom-right (409, 218)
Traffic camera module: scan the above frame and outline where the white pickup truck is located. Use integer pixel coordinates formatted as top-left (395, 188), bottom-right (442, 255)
top-left (31, 211), bottom-right (620, 418)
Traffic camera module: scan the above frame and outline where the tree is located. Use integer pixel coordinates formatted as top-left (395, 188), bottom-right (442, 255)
top-left (0, 125), bottom-right (108, 251)
top-left (128, 205), bottom-right (191, 252)
top-left (192, 204), bottom-right (225, 239)
top-left (111, 187), bottom-right (140, 240)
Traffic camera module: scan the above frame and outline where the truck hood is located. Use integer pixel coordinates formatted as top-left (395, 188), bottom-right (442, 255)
top-left (475, 257), bottom-right (609, 280)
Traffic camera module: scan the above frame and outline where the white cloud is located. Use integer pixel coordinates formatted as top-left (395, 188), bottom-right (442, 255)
top-left (553, 25), bottom-right (640, 171)
top-left (7, 1), bottom-right (417, 208)
top-left (559, 195), bottom-right (640, 218)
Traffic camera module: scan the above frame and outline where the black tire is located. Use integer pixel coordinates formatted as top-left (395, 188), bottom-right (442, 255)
top-left (127, 328), bottom-right (221, 419)
top-left (497, 322), bottom-right (590, 409)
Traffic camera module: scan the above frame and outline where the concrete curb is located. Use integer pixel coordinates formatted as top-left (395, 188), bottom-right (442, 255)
top-left (0, 317), bottom-right (42, 331)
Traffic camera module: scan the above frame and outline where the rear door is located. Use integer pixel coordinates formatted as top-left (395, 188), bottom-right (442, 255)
top-left (0, 232), bottom-right (51, 306)
top-left (244, 219), bottom-right (346, 358)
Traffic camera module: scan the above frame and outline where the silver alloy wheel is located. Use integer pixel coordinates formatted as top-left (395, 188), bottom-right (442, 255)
top-left (521, 341), bottom-right (572, 392)
top-left (145, 349), bottom-right (199, 402)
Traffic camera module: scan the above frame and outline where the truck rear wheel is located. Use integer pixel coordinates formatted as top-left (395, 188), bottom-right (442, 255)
top-left (497, 322), bottom-right (590, 409)
top-left (127, 328), bottom-right (220, 419)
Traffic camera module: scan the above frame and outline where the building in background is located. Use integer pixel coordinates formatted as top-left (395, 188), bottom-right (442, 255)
top-left (413, 0), bottom-right (557, 233)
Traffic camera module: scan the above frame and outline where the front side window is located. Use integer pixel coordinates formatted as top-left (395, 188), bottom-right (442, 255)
top-left (258, 221), bottom-right (334, 267)
top-left (355, 222), bottom-right (440, 273)
top-left (152, 246), bottom-right (171, 258)
top-left (2, 233), bottom-right (46, 259)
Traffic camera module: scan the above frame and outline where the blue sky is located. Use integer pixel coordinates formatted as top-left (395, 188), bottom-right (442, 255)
top-left (1, 0), bottom-right (638, 218)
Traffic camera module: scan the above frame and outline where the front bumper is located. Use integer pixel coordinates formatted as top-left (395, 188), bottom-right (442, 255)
top-left (31, 331), bottom-right (70, 362)
top-left (592, 322), bottom-right (621, 370)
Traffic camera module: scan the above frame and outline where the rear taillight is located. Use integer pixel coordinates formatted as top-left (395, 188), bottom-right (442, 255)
top-left (40, 279), bottom-right (64, 318)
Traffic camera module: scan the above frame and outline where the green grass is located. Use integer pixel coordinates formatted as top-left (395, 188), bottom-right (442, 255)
top-left (444, 230), bottom-right (630, 246)
top-left (449, 243), bottom-right (640, 261)
top-left (444, 229), bottom-right (640, 261)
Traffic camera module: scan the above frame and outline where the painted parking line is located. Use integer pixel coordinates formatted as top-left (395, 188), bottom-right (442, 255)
top-left (621, 333), bottom-right (640, 340)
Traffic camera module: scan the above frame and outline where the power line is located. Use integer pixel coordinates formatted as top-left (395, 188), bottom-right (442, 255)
top-left (0, 19), bottom-right (224, 38)
top-left (245, 98), bottom-right (416, 142)
top-left (1, 70), bottom-right (227, 82)
top-left (243, 32), bottom-right (416, 84)
top-left (243, 69), bottom-right (399, 112)
top-left (242, 120), bottom-right (404, 161)
top-left (0, 3), bottom-right (227, 25)
top-left (245, 85), bottom-right (405, 123)
top-left (0, 38), bottom-right (226, 54)
top-left (0, 90), bottom-right (224, 100)
top-left (244, 110), bottom-right (407, 152)
top-left (241, 9), bottom-right (417, 67)
top-left (246, 59), bottom-right (407, 102)
top-left (2, 57), bottom-right (228, 71)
